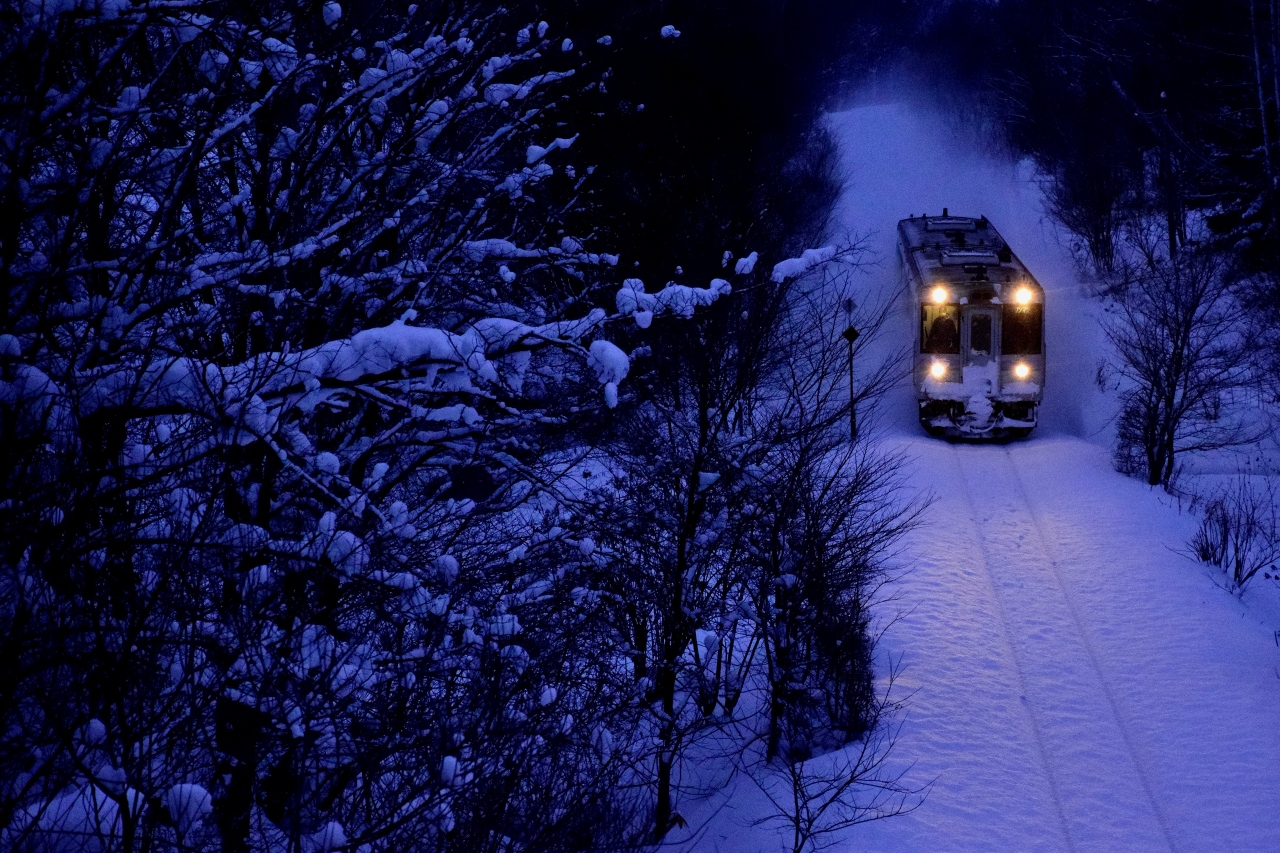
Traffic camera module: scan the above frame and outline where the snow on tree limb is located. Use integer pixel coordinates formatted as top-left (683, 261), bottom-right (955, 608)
top-left (770, 246), bottom-right (837, 282)
top-left (78, 310), bottom-right (617, 421)
top-left (527, 133), bottom-right (580, 164)
top-left (615, 277), bottom-right (732, 324)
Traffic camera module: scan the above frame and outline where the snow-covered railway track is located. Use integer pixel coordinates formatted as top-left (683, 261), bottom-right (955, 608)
top-left (951, 444), bottom-right (1178, 853)
top-left (950, 445), bottom-right (1078, 853)
top-left (999, 447), bottom-right (1182, 852)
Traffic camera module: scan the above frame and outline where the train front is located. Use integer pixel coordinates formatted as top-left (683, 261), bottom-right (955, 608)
top-left (900, 215), bottom-right (1044, 438)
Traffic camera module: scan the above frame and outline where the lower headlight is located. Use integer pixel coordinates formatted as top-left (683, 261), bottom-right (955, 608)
top-left (1014, 362), bottom-right (1031, 380)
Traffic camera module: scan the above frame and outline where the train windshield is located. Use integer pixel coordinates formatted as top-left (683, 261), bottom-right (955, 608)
top-left (921, 305), bottom-right (960, 354)
top-left (1001, 304), bottom-right (1043, 354)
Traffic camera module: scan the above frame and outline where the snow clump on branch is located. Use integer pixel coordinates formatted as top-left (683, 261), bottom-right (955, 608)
top-left (165, 784), bottom-right (213, 837)
top-left (770, 246), bottom-right (836, 281)
top-left (614, 277), bottom-right (732, 328)
top-left (588, 340), bottom-right (630, 408)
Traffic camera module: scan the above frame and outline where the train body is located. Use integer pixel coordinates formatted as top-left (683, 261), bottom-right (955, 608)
top-left (897, 212), bottom-right (1044, 438)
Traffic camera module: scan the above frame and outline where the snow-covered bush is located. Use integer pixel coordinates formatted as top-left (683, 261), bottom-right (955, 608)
top-left (595, 235), bottom-right (919, 838)
top-left (1190, 474), bottom-right (1280, 592)
top-left (0, 1), bottom-right (710, 850)
top-left (0, 0), bottom-right (915, 849)
top-left (1102, 244), bottom-right (1257, 487)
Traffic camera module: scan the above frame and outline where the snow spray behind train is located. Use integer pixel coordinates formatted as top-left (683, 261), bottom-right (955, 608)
top-left (898, 211), bottom-right (1044, 438)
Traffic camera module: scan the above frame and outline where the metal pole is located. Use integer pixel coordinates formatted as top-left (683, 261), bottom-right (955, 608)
top-left (848, 335), bottom-right (857, 440)
top-left (843, 297), bottom-right (858, 441)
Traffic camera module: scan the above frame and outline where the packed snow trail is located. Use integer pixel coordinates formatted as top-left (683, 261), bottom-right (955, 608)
top-left (688, 100), bottom-right (1280, 853)
top-left (836, 436), bottom-right (1280, 853)
top-left (950, 445), bottom-right (1176, 852)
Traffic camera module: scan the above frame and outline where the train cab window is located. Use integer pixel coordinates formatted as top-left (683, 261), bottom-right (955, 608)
top-left (970, 314), bottom-right (992, 354)
top-left (921, 305), bottom-right (960, 354)
top-left (1001, 304), bottom-right (1043, 354)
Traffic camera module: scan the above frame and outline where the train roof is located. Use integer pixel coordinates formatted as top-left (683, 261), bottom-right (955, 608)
top-left (898, 213), bottom-right (1042, 302)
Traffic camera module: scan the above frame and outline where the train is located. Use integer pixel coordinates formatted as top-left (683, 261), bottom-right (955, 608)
top-left (897, 211), bottom-right (1044, 438)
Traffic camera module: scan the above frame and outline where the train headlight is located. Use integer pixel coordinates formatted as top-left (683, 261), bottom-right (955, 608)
top-left (1014, 362), bottom-right (1031, 380)
top-left (929, 361), bottom-right (948, 380)
top-left (1014, 286), bottom-right (1033, 305)
top-left (931, 285), bottom-right (949, 304)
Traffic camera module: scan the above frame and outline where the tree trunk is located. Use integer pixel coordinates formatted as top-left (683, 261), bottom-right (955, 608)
top-left (1161, 430), bottom-right (1178, 487)
top-left (767, 685), bottom-right (784, 760)
top-left (1270, 0), bottom-right (1280, 254)
top-left (215, 759), bottom-right (255, 853)
top-left (1147, 443), bottom-right (1164, 487)
top-left (1158, 133), bottom-right (1181, 258)
top-left (629, 608), bottom-right (648, 684)
top-left (1252, 0), bottom-right (1278, 242)
top-left (652, 659), bottom-right (677, 842)
top-left (654, 751), bottom-right (673, 843)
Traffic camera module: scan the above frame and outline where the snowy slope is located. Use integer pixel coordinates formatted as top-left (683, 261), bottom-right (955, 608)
top-left (688, 100), bottom-right (1280, 853)
top-left (847, 436), bottom-right (1280, 853)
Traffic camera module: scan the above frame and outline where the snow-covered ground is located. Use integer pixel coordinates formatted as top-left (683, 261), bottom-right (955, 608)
top-left (687, 100), bottom-right (1280, 852)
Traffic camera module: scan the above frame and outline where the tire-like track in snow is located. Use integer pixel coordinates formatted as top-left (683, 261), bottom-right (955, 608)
top-left (951, 444), bottom-right (1177, 853)
top-left (949, 446), bottom-right (1077, 853)
top-left (1002, 446), bottom-right (1180, 853)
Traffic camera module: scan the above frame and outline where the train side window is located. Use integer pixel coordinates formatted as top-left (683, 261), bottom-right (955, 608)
top-left (921, 305), bottom-right (960, 354)
top-left (1001, 304), bottom-right (1043, 354)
